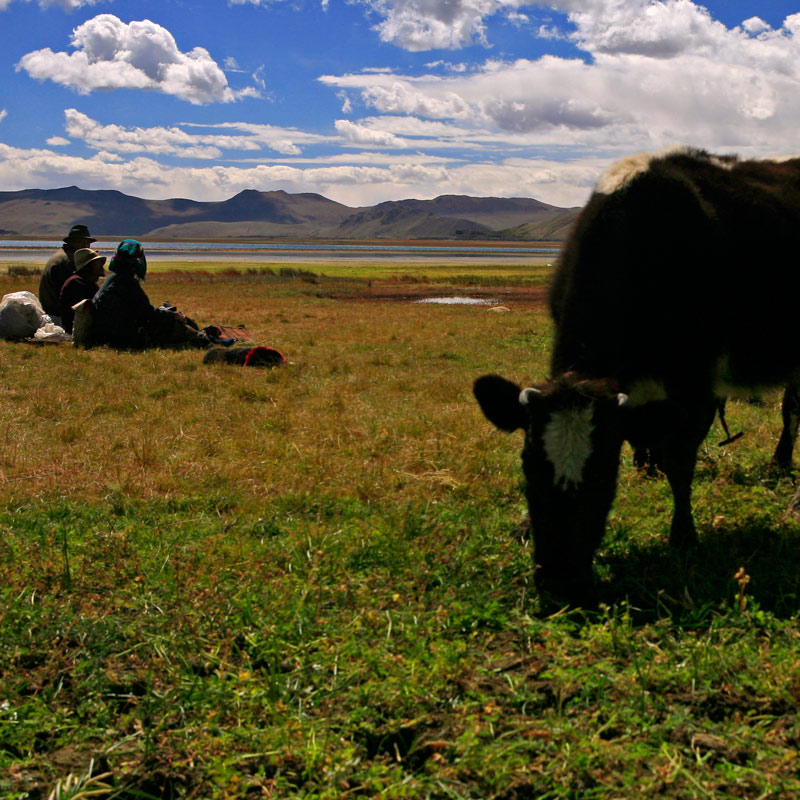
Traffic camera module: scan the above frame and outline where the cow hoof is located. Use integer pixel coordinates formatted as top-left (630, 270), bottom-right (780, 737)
top-left (668, 527), bottom-right (698, 550)
top-left (535, 573), bottom-right (596, 608)
top-left (771, 455), bottom-right (794, 473)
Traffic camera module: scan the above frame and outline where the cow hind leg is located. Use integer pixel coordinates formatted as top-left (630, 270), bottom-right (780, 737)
top-left (772, 382), bottom-right (800, 470)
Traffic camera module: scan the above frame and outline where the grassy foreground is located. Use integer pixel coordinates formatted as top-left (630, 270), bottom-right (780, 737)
top-left (1, 267), bottom-right (800, 799)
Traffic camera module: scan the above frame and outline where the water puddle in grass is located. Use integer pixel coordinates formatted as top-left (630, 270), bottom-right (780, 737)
top-left (414, 296), bottom-right (497, 305)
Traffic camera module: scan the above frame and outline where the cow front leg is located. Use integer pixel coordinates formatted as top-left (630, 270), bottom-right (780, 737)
top-left (660, 399), bottom-right (717, 550)
top-left (663, 452), bottom-right (698, 549)
top-left (773, 382), bottom-right (800, 470)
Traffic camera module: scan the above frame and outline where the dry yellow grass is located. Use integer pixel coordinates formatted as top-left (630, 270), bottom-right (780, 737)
top-left (0, 272), bottom-right (550, 509)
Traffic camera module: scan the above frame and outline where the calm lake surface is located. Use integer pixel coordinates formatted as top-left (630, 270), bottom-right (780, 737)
top-left (0, 240), bottom-right (560, 264)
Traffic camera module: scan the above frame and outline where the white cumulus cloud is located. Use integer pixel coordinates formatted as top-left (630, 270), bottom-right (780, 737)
top-left (61, 110), bottom-right (332, 158)
top-left (64, 109), bottom-right (225, 158)
top-left (16, 14), bottom-right (260, 104)
top-left (364, 0), bottom-right (532, 50)
top-left (354, 0), bottom-right (800, 57)
top-left (335, 119), bottom-right (406, 146)
top-left (321, 3), bottom-right (800, 160)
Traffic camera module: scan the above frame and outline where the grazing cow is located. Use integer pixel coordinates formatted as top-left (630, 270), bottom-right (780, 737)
top-left (474, 147), bottom-right (800, 603)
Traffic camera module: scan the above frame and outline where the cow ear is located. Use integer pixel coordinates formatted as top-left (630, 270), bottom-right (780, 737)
top-left (473, 374), bottom-right (529, 432)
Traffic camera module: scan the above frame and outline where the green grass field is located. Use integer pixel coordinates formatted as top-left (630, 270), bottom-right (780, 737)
top-left (1, 265), bottom-right (799, 799)
top-left (155, 259), bottom-right (554, 284)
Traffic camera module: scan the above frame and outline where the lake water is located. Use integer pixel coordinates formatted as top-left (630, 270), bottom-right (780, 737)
top-left (0, 239), bottom-right (560, 264)
top-left (414, 297), bottom-right (496, 305)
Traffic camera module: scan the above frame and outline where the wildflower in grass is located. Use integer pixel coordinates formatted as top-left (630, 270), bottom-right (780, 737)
top-left (734, 567), bottom-right (751, 613)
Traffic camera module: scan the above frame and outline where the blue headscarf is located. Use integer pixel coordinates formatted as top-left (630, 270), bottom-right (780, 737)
top-left (109, 239), bottom-right (147, 280)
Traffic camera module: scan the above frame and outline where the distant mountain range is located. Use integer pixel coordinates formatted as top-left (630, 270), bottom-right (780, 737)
top-left (0, 186), bottom-right (580, 241)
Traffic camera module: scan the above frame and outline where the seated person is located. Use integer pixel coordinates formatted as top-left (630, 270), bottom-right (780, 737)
top-left (92, 240), bottom-right (210, 349)
top-left (39, 224), bottom-right (96, 320)
top-left (59, 248), bottom-right (106, 334)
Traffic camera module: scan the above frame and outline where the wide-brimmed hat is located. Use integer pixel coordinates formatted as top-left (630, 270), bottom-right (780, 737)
top-left (64, 224), bottom-right (96, 244)
top-left (73, 248), bottom-right (107, 273)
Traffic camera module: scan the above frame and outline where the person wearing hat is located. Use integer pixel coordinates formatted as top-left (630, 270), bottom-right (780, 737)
top-left (92, 239), bottom-right (210, 349)
top-left (39, 224), bottom-right (96, 319)
top-left (58, 248), bottom-right (106, 334)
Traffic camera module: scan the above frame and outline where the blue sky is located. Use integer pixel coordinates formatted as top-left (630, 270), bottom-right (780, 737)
top-left (1, 0), bottom-right (799, 208)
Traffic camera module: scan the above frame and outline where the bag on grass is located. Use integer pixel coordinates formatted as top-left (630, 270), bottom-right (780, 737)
top-left (0, 291), bottom-right (46, 339)
top-left (203, 346), bottom-right (286, 367)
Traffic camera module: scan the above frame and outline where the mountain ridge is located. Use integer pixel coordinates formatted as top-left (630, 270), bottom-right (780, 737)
top-left (0, 186), bottom-right (579, 241)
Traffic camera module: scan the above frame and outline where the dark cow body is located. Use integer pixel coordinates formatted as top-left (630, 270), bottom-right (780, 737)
top-left (475, 147), bottom-right (800, 603)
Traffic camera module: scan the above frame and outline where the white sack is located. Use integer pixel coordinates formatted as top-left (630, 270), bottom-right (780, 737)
top-left (0, 291), bottom-right (45, 339)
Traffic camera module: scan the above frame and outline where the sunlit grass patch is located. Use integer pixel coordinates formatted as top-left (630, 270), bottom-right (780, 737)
top-left (140, 258), bottom-right (554, 284)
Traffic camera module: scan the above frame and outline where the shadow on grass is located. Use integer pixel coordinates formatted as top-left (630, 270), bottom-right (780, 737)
top-left (595, 519), bottom-right (800, 622)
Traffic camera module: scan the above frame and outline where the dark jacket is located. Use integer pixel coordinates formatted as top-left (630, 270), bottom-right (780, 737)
top-left (92, 272), bottom-right (176, 349)
top-left (59, 273), bottom-right (99, 334)
top-left (39, 246), bottom-right (77, 317)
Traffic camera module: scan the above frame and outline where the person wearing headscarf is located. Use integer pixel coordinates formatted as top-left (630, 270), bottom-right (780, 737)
top-left (58, 248), bottom-right (106, 334)
top-left (39, 224), bottom-right (96, 318)
top-left (92, 240), bottom-right (209, 349)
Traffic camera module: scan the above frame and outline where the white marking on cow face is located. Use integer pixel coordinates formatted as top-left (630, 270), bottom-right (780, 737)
top-left (595, 145), bottom-right (689, 195)
top-left (542, 405), bottom-right (594, 489)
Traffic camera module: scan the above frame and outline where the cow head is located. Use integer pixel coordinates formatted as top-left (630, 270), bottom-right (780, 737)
top-left (474, 373), bottom-right (627, 604)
